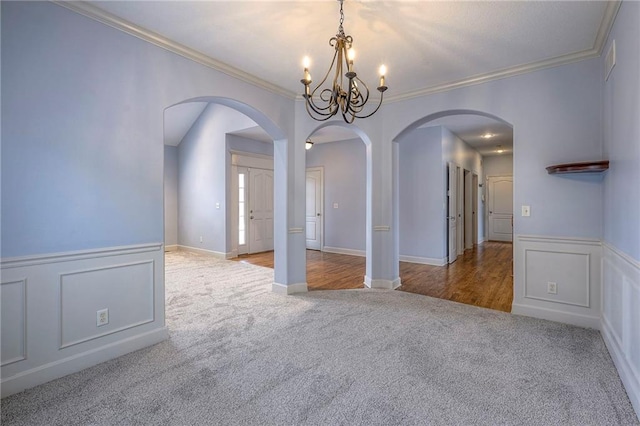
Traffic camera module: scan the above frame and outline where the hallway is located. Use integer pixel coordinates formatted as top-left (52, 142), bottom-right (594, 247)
top-left (232, 242), bottom-right (513, 312)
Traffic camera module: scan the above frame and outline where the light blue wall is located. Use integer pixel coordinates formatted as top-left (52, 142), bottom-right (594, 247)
top-left (164, 146), bottom-right (179, 246)
top-left (227, 135), bottom-right (273, 156)
top-left (1, 1), bottom-right (295, 259)
top-left (384, 58), bottom-right (604, 242)
top-left (398, 127), bottom-right (445, 259)
top-left (177, 104), bottom-right (256, 254)
top-left (603, 1), bottom-right (640, 261)
top-left (483, 154), bottom-right (513, 178)
top-left (306, 138), bottom-right (366, 252)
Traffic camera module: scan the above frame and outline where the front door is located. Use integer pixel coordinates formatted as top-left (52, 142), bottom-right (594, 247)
top-left (305, 168), bottom-right (323, 250)
top-left (248, 168), bottom-right (274, 254)
top-left (488, 175), bottom-right (513, 242)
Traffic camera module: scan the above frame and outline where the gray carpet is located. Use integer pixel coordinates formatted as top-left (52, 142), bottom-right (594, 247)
top-left (2, 250), bottom-right (638, 425)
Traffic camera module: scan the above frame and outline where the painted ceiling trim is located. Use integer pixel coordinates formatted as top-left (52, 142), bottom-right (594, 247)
top-left (54, 0), bottom-right (620, 105)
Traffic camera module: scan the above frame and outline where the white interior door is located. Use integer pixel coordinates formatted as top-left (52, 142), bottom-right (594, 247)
top-left (248, 168), bottom-right (274, 254)
top-left (306, 168), bottom-right (323, 250)
top-left (472, 173), bottom-right (478, 245)
top-left (464, 170), bottom-right (473, 250)
top-left (488, 175), bottom-right (513, 242)
top-left (457, 166), bottom-right (464, 255)
top-left (448, 162), bottom-right (458, 263)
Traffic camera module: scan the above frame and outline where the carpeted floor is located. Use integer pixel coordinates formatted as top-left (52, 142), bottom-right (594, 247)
top-left (2, 250), bottom-right (638, 425)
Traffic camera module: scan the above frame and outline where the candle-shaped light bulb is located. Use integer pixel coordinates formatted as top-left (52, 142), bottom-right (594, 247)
top-left (379, 64), bottom-right (387, 87)
top-left (347, 48), bottom-right (355, 72)
top-left (302, 56), bottom-right (311, 83)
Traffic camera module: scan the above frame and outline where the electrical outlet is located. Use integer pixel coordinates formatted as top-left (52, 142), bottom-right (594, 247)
top-left (547, 282), bottom-right (557, 295)
top-left (200, 236), bottom-right (203, 243)
top-left (97, 308), bottom-right (109, 327)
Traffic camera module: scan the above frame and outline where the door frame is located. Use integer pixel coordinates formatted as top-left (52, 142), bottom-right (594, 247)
top-left (305, 167), bottom-right (324, 251)
top-left (230, 151), bottom-right (274, 257)
top-left (447, 162), bottom-right (459, 264)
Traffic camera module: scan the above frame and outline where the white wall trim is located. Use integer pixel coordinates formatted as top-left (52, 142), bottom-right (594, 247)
top-left (0, 327), bottom-right (168, 398)
top-left (513, 234), bottom-right (602, 329)
top-left (364, 276), bottom-right (402, 290)
top-left (231, 151), bottom-right (274, 170)
top-left (511, 303), bottom-right (600, 329)
top-left (373, 225), bottom-right (390, 232)
top-left (322, 246), bottom-right (366, 257)
top-left (601, 242), bottom-right (640, 419)
top-left (1, 243), bottom-right (163, 269)
top-left (399, 254), bottom-right (447, 266)
top-left (272, 282), bottom-right (308, 295)
top-left (177, 245), bottom-right (228, 260)
top-left (52, 1), bottom-right (295, 100)
top-left (164, 245), bottom-right (178, 252)
top-left (288, 228), bottom-right (304, 234)
top-left (518, 234), bottom-right (602, 246)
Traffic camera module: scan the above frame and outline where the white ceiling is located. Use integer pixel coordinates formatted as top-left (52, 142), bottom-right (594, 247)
top-left (78, 1), bottom-right (612, 151)
top-left (88, 0), bottom-right (614, 100)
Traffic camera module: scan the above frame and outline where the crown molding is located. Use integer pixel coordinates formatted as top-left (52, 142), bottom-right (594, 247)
top-left (387, 1), bottom-right (621, 104)
top-left (53, 0), bottom-right (621, 107)
top-left (52, 1), bottom-right (297, 100)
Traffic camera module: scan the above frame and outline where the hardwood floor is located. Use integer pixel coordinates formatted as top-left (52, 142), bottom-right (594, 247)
top-left (232, 242), bottom-right (513, 312)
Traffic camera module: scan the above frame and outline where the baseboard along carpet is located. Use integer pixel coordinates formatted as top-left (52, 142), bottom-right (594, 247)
top-left (2, 251), bottom-right (638, 425)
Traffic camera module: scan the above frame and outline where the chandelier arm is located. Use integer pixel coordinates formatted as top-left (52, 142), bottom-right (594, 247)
top-left (352, 93), bottom-right (385, 119)
top-left (305, 97), bottom-right (339, 122)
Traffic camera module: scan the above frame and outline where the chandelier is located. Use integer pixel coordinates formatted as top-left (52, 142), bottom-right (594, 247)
top-left (300, 0), bottom-right (388, 123)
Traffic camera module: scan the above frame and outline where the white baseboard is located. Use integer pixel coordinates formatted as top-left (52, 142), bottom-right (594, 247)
top-left (364, 276), bottom-right (401, 290)
top-left (272, 282), bottom-right (308, 295)
top-left (164, 244), bottom-right (178, 252)
top-left (322, 246), bottom-right (366, 257)
top-left (478, 237), bottom-right (485, 244)
top-left (1, 327), bottom-right (169, 398)
top-left (178, 245), bottom-right (228, 259)
top-left (399, 254), bottom-right (446, 266)
top-left (511, 303), bottom-right (600, 329)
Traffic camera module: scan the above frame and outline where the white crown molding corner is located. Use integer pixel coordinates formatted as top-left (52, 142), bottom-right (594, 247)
top-left (51, 1), bottom-right (296, 100)
top-left (594, 1), bottom-right (622, 55)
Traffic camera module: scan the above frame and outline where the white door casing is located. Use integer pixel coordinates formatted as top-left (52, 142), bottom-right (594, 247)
top-left (488, 175), bottom-right (513, 242)
top-left (248, 168), bottom-right (274, 254)
top-left (457, 166), bottom-right (464, 255)
top-left (305, 168), bottom-right (323, 250)
top-left (448, 162), bottom-right (458, 263)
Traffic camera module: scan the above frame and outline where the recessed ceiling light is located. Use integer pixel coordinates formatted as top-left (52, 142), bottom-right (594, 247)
top-left (481, 133), bottom-right (494, 139)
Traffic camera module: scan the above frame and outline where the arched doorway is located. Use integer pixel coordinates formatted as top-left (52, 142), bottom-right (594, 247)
top-left (393, 109), bottom-right (515, 311)
top-left (303, 122), bottom-right (370, 289)
top-left (163, 96), bottom-right (294, 291)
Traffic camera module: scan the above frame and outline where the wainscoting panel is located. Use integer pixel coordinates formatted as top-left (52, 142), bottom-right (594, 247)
top-left (60, 261), bottom-right (155, 349)
top-left (601, 243), bottom-right (640, 418)
top-left (0, 243), bottom-right (168, 397)
top-left (1, 279), bottom-right (27, 366)
top-left (512, 235), bottom-right (601, 329)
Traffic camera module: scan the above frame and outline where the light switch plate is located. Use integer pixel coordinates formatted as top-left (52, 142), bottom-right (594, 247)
top-left (522, 205), bottom-right (531, 217)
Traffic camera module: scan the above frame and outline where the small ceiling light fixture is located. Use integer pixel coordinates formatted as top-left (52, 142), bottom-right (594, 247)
top-left (300, 0), bottom-right (388, 123)
top-left (481, 133), bottom-right (494, 139)
top-left (496, 145), bottom-right (504, 154)
top-left (305, 139), bottom-right (314, 150)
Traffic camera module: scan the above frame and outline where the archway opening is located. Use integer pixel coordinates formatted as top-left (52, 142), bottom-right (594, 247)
top-left (162, 96), bottom-right (288, 287)
top-left (303, 122), bottom-right (371, 290)
top-left (393, 110), bottom-right (514, 312)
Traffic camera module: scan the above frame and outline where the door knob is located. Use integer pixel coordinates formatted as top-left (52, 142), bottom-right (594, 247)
top-left (250, 216), bottom-right (254, 219)
top-left (317, 213), bottom-right (321, 216)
